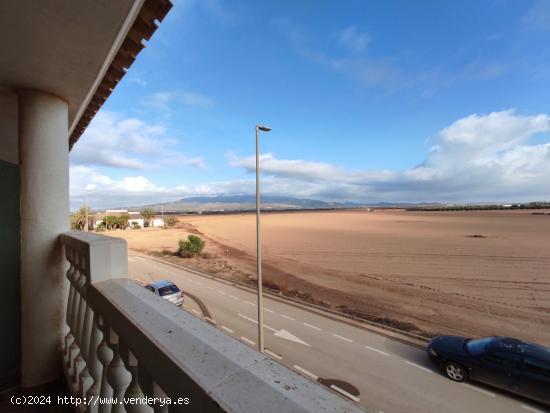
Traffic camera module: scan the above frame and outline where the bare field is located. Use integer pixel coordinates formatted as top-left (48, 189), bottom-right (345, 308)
top-left (111, 210), bottom-right (550, 344)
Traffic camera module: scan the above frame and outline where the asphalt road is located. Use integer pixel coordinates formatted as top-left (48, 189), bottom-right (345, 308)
top-left (128, 254), bottom-right (548, 413)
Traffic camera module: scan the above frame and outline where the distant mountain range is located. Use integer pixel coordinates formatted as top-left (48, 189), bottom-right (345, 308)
top-left (120, 194), bottom-right (443, 213)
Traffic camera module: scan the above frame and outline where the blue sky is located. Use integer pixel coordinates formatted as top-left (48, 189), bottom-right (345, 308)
top-left (70, 0), bottom-right (550, 209)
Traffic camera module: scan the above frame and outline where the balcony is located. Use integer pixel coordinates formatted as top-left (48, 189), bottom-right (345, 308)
top-left (60, 231), bottom-right (364, 412)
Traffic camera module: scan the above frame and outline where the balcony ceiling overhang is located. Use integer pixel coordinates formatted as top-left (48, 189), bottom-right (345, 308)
top-left (0, 0), bottom-right (171, 149)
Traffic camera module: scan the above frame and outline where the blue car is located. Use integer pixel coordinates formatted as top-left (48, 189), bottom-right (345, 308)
top-left (428, 336), bottom-right (550, 406)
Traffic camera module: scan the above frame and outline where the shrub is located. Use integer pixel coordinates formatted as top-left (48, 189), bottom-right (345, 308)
top-left (95, 222), bottom-right (105, 232)
top-left (131, 222), bottom-right (141, 229)
top-left (178, 235), bottom-right (205, 258)
top-left (164, 216), bottom-right (177, 227)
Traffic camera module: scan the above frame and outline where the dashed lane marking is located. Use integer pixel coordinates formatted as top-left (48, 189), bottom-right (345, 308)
top-left (303, 322), bottom-right (321, 331)
top-left (216, 290), bottom-right (226, 295)
top-left (264, 349), bottom-right (282, 360)
top-left (281, 314), bottom-right (295, 321)
top-left (332, 334), bottom-right (353, 343)
top-left (293, 365), bottom-right (318, 380)
top-left (241, 337), bottom-right (255, 346)
top-left (221, 325), bottom-right (234, 334)
top-left (330, 384), bottom-right (360, 403)
top-left (404, 360), bottom-right (433, 373)
top-left (229, 295), bottom-right (239, 300)
top-left (243, 300), bottom-right (255, 306)
top-left (238, 313), bottom-right (257, 324)
top-left (364, 345), bottom-right (390, 357)
top-left (205, 317), bottom-right (216, 325)
top-left (264, 308), bottom-right (274, 313)
top-left (461, 383), bottom-right (495, 397)
top-left (192, 309), bottom-right (201, 316)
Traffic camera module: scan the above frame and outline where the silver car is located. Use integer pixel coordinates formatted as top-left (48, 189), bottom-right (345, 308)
top-left (144, 279), bottom-right (183, 306)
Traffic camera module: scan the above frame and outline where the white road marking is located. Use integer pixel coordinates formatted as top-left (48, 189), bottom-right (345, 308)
top-left (264, 308), bottom-right (274, 313)
top-left (229, 295), bottom-right (239, 300)
top-left (281, 314), bottom-right (295, 321)
top-left (216, 290), bottom-right (226, 295)
top-left (332, 334), bottom-right (353, 343)
top-left (521, 404), bottom-right (547, 413)
top-left (303, 322), bottom-right (322, 331)
top-left (205, 317), bottom-right (216, 325)
top-left (221, 325), bottom-right (234, 334)
top-left (192, 309), bottom-right (201, 316)
top-left (238, 313), bottom-right (258, 324)
top-left (330, 384), bottom-right (360, 403)
top-left (274, 329), bottom-right (311, 347)
top-left (241, 336), bottom-right (255, 346)
top-left (364, 345), bottom-right (390, 357)
top-left (404, 360), bottom-right (433, 373)
top-left (264, 349), bottom-right (283, 360)
top-left (293, 365), bottom-right (318, 380)
top-left (197, 282), bottom-right (203, 286)
top-left (243, 300), bottom-right (255, 306)
top-left (461, 383), bottom-right (495, 397)
top-left (205, 286), bottom-right (213, 290)
top-left (264, 324), bottom-right (278, 333)
top-left (182, 304), bottom-right (189, 309)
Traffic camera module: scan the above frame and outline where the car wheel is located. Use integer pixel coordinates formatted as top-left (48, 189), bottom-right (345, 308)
top-left (444, 362), bottom-right (467, 382)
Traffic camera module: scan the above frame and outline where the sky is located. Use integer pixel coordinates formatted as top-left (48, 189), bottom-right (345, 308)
top-left (70, 0), bottom-right (550, 210)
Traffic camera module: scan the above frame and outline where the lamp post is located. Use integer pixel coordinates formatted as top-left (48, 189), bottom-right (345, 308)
top-left (256, 124), bottom-right (271, 352)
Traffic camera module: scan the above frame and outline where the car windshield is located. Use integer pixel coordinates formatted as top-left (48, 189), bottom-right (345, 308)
top-left (466, 337), bottom-right (494, 356)
top-left (158, 285), bottom-right (180, 296)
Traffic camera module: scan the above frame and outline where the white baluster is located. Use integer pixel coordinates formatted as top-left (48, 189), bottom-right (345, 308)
top-left (86, 313), bottom-right (103, 413)
top-left (98, 322), bottom-right (114, 413)
top-left (68, 264), bottom-right (83, 383)
top-left (106, 329), bottom-right (131, 413)
top-left (79, 284), bottom-right (94, 399)
top-left (64, 247), bottom-right (76, 363)
top-left (73, 258), bottom-right (88, 389)
top-left (121, 347), bottom-right (152, 413)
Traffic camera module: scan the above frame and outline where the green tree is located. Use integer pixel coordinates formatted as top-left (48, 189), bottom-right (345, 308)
top-left (103, 214), bottom-right (129, 230)
top-left (141, 208), bottom-right (156, 227)
top-left (178, 235), bottom-right (205, 258)
top-left (70, 205), bottom-right (93, 231)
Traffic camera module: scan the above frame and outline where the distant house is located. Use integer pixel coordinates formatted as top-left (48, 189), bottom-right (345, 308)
top-left (93, 209), bottom-right (163, 229)
top-left (150, 217), bottom-right (164, 227)
top-left (127, 211), bottom-right (144, 228)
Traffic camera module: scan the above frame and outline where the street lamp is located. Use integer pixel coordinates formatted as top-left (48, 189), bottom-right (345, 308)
top-left (256, 124), bottom-right (271, 352)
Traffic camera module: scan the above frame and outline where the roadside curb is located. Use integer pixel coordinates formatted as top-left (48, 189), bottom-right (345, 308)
top-left (132, 252), bottom-right (429, 350)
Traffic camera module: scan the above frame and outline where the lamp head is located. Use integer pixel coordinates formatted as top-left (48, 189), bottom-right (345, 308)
top-left (257, 125), bottom-right (271, 132)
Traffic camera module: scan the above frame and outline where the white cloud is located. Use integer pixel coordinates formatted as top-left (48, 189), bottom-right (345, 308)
top-left (339, 26), bottom-right (370, 53)
top-left (229, 110), bottom-right (550, 202)
top-left (71, 110), bottom-right (550, 209)
top-left (70, 111), bottom-right (205, 170)
top-left (143, 91), bottom-right (215, 111)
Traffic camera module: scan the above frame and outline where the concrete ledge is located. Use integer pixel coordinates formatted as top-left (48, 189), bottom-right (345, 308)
top-left (89, 278), bottom-right (366, 413)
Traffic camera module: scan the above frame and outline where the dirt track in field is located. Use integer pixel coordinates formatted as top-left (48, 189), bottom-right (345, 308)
top-left (111, 209), bottom-right (550, 344)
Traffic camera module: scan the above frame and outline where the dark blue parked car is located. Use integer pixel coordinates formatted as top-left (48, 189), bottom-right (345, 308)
top-left (428, 336), bottom-right (550, 405)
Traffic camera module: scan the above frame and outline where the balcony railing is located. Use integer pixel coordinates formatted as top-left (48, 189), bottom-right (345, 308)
top-left (60, 231), bottom-right (364, 413)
